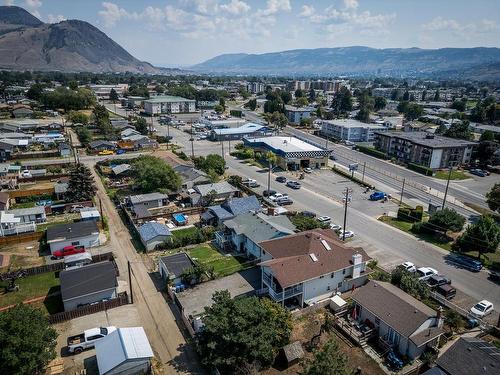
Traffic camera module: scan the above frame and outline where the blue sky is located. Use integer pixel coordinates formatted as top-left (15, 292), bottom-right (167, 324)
top-left (6, 0), bottom-right (500, 66)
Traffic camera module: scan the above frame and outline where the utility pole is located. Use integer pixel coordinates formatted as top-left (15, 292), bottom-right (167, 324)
top-left (228, 138), bottom-right (231, 153)
top-left (190, 123), bottom-right (195, 158)
top-left (361, 162), bottom-right (366, 183)
top-left (267, 161), bottom-right (272, 194)
top-left (442, 165), bottom-right (453, 208)
top-left (342, 188), bottom-right (351, 241)
top-left (99, 197), bottom-right (103, 220)
top-left (399, 178), bottom-right (406, 206)
top-left (128, 261), bottom-right (134, 304)
top-left (221, 139), bottom-right (225, 160)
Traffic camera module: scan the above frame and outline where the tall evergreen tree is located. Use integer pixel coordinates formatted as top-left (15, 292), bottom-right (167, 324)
top-left (66, 163), bottom-right (96, 202)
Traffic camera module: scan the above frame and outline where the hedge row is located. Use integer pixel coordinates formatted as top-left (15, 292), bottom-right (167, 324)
top-left (397, 206), bottom-right (424, 222)
top-left (355, 145), bottom-right (389, 160)
top-left (408, 163), bottom-right (434, 176)
top-left (331, 166), bottom-right (374, 188)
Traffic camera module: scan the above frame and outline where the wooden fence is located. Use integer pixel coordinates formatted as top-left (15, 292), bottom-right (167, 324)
top-left (11, 151), bottom-right (60, 160)
top-left (8, 188), bottom-right (55, 199)
top-left (48, 292), bottom-right (129, 324)
top-left (0, 230), bottom-right (43, 245)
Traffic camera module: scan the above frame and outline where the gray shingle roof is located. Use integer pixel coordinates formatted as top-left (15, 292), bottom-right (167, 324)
top-left (60, 261), bottom-right (117, 301)
top-left (376, 131), bottom-right (476, 148)
top-left (194, 181), bottom-right (238, 197)
top-left (224, 212), bottom-right (295, 244)
top-left (351, 281), bottom-right (436, 338)
top-left (7, 206), bottom-right (45, 217)
top-left (46, 221), bottom-right (99, 242)
top-left (111, 164), bottom-right (131, 175)
top-left (129, 192), bottom-right (168, 205)
top-left (160, 252), bottom-right (194, 279)
top-left (208, 196), bottom-right (262, 221)
top-left (436, 337), bottom-right (500, 375)
top-left (138, 222), bottom-right (171, 242)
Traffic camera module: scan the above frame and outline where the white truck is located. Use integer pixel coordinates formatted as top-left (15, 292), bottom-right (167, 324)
top-left (67, 326), bottom-right (116, 354)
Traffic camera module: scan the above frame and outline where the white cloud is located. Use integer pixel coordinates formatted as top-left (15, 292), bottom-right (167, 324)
top-left (258, 0), bottom-right (291, 16)
top-left (422, 16), bottom-right (460, 31)
top-left (220, 0), bottom-right (250, 15)
top-left (47, 14), bottom-right (65, 23)
top-left (343, 0), bottom-right (359, 10)
top-left (299, 5), bottom-right (315, 18)
top-left (4, 0), bottom-right (15, 6)
top-left (24, 0), bottom-right (42, 18)
top-left (421, 17), bottom-right (500, 43)
top-left (98, 2), bottom-right (140, 28)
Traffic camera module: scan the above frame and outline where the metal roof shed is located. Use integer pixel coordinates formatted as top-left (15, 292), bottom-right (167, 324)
top-left (95, 327), bottom-right (154, 375)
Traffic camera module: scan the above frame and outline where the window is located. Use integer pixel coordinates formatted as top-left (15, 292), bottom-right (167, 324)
top-left (71, 241), bottom-right (79, 246)
top-left (319, 275), bottom-right (324, 279)
top-left (375, 317), bottom-right (380, 325)
top-left (337, 282), bottom-right (342, 288)
top-left (342, 268), bottom-right (346, 275)
top-left (330, 272), bottom-right (335, 278)
top-left (87, 335), bottom-right (102, 341)
top-left (327, 286), bottom-right (330, 291)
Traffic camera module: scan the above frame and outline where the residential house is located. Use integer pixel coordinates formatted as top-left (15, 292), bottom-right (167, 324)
top-left (89, 140), bottom-right (116, 152)
top-left (95, 327), bottom-right (154, 375)
top-left (259, 229), bottom-right (371, 307)
top-left (173, 164), bottom-right (210, 190)
top-left (120, 128), bottom-right (141, 139)
top-left (351, 280), bottom-right (444, 360)
top-left (6, 206), bottom-right (46, 223)
top-left (128, 192), bottom-right (169, 218)
top-left (12, 107), bottom-right (33, 118)
top-left (58, 142), bottom-right (71, 157)
top-left (0, 210), bottom-right (37, 236)
top-left (59, 261), bottom-right (118, 311)
top-left (201, 196), bottom-right (261, 226)
top-left (54, 178), bottom-right (69, 200)
top-left (193, 181), bottom-right (239, 206)
top-left (158, 252), bottom-right (195, 284)
top-left (284, 105), bottom-right (314, 124)
top-left (110, 119), bottom-right (135, 131)
top-left (320, 119), bottom-right (388, 142)
top-left (374, 131), bottom-right (476, 169)
top-left (80, 207), bottom-right (101, 221)
top-left (422, 337), bottom-right (500, 375)
top-left (0, 192), bottom-right (10, 210)
top-left (138, 222), bottom-right (171, 251)
top-left (46, 220), bottom-right (100, 254)
top-left (215, 212), bottom-right (295, 257)
top-left (111, 163), bottom-right (131, 176)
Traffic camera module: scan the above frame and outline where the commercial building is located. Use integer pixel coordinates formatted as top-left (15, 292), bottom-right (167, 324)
top-left (320, 119), bottom-right (388, 142)
top-left (143, 95), bottom-right (196, 115)
top-left (210, 123), bottom-right (269, 141)
top-left (374, 131), bottom-right (476, 169)
top-left (244, 136), bottom-right (331, 170)
top-left (89, 84), bottom-right (128, 98)
top-left (284, 105), bottom-right (314, 124)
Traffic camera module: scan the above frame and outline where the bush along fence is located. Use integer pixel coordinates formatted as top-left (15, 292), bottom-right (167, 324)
top-left (49, 292), bottom-right (129, 324)
top-left (331, 165), bottom-right (374, 189)
top-left (408, 163), bottom-right (434, 176)
top-left (397, 206), bottom-right (424, 223)
top-left (355, 145), bottom-right (389, 160)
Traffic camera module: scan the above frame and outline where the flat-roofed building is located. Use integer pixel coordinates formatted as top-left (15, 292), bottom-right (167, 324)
top-left (320, 119), bottom-right (388, 142)
top-left (210, 123), bottom-right (269, 141)
top-left (244, 136), bottom-right (331, 170)
top-left (144, 95), bottom-right (196, 115)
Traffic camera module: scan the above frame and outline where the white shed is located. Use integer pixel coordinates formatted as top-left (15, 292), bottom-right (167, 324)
top-left (95, 327), bottom-right (154, 375)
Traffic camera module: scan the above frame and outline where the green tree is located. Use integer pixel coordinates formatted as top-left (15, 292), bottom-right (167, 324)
top-left (134, 117), bottom-right (149, 135)
top-left (402, 90), bottom-right (410, 101)
top-left (219, 97), bottom-right (226, 110)
top-left (300, 337), bottom-right (352, 375)
top-left (75, 126), bottom-right (92, 145)
top-left (454, 215), bottom-right (500, 259)
top-left (291, 214), bottom-right (327, 231)
top-left (109, 88), bottom-right (119, 102)
top-left (331, 87), bottom-right (352, 116)
top-left (295, 96), bottom-right (309, 107)
top-left (451, 99), bottom-right (467, 112)
top-left (66, 111), bottom-right (89, 125)
top-left (92, 104), bottom-right (112, 135)
top-left (66, 163), bottom-right (96, 202)
top-left (295, 89), bottom-right (304, 98)
top-left (127, 84), bottom-right (150, 98)
top-left (214, 104), bottom-right (224, 114)
top-left (193, 154), bottom-right (226, 175)
top-left (131, 155), bottom-right (181, 193)
top-left (444, 309), bottom-right (463, 333)
top-left (391, 266), bottom-right (429, 300)
top-left (244, 98), bottom-right (257, 111)
top-left (398, 101), bottom-right (423, 121)
top-left (26, 83), bottom-right (44, 101)
top-left (427, 208), bottom-right (466, 233)
top-left (374, 96), bottom-right (387, 111)
top-left (355, 106), bottom-right (371, 123)
top-left (444, 121), bottom-right (472, 140)
top-left (309, 87), bottom-right (316, 102)
top-left (479, 130), bottom-right (495, 142)
top-left (68, 80), bottom-right (79, 90)
top-left (486, 183), bottom-right (500, 213)
top-left (0, 304), bottom-right (58, 375)
top-left (280, 91), bottom-right (292, 104)
top-left (196, 291), bottom-right (292, 372)
top-left (434, 89), bottom-right (440, 101)
top-left (155, 85), bottom-right (166, 94)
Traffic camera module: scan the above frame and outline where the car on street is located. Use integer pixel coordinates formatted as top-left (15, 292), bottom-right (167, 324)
top-left (304, 167), bottom-right (312, 173)
top-left (242, 178), bottom-right (260, 188)
top-left (70, 205), bottom-right (85, 213)
top-left (270, 193), bottom-right (288, 201)
top-left (98, 150), bottom-right (114, 156)
top-left (436, 284), bottom-right (456, 300)
top-left (286, 181), bottom-right (301, 189)
top-left (416, 267), bottom-right (438, 281)
top-left (426, 275), bottom-right (451, 288)
top-left (317, 216), bottom-right (331, 223)
top-left (301, 211), bottom-right (317, 218)
top-left (369, 191), bottom-right (387, 201)
top-left (21, 170), bottom-right (32, 178)
top-left (116, 149), bottom-right (125, 155)
top-left (401, 261), bottom-right (416, 273)
top-left (276, 197), bottom-right (293, 206)
top-left (276, 176), bottom-right (287, 183)
top-left (329, 223), bottom-right (342, 231)
top-left (469, 168), bottom-right (487, 177)
top-left (451, 255), bottom-right (483, 272)
top-left (53, 245), bottom-right (86, 259)
top-left (36, 199), bottom-right (53, 206)
top-left (469, 300), bottom-right (494, 318)
top-left (338, 230), bottom-right (354, 239)
top-left (329, 155), bottom-right (337, 161)
top-left (263, 189), bottom-right (277, 197)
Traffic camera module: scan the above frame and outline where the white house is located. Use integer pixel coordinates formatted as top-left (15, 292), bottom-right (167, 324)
top-left (46, 221), bottom-right (100, 254)
top-left (259, 228), bottom-right (371, 307)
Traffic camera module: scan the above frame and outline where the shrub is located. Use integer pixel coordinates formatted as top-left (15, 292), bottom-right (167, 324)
top-left (397, 205), bottom-right (423, 222)
top-left (356, 145), bottom-right (389, 159)
top-left (408, 163), bottom-right (434, 176)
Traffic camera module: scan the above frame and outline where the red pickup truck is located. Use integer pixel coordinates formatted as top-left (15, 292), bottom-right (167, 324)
top-left (53, 245), bottom-right (86, 259)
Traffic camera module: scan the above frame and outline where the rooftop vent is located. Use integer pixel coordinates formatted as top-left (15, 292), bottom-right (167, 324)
top-left (309, 253), bottom-right (318, 262)
top-left (321, 239), bottom-right (331, 251)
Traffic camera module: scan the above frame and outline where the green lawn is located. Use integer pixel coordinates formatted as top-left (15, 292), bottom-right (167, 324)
top-left (378, 216), bottom-right (453, 251)
top-left (0, 272), bottom-right (61, 314)
top-left (186, 245), bottom-right (249, 277)
top-left (459, 250), bottom-right (500, 270)
top-left (172, 226), bottom-right (199, 240)
top-left (434, 170), bottom-right (469, 180)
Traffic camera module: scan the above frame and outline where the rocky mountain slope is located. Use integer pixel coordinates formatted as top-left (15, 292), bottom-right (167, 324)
top-left (0, 6), bottom-right (160, 73)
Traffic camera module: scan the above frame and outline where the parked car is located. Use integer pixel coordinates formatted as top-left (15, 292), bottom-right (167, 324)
top-left (262, 189), bottom-right (277, 197)
top-left (286, 181), bottom-right (301, 189)
top-left (276, 197), bottom-right (293, 206)
top-left (304, 167), bottom-right (312, 173)
top-left (67, 326), bottom-right (117, 354)
top-left (451, 255), bottom-right (483, 272)
top-left (489, 269), bottom-right (500, 282)
top-left (36, 199), bottom-right (53, 206)
top-left (242, 178), bottom-right (260, 188)
top-left (270, 193), bottom-right (288, 201)
top-left (369, 191), bottom-right (387, 201)
top-left (469, 300), bottom-right (494, 318)
top-left (52, 245), bottom-right (86, 259)
top-left (329, 223), bottom-right (342, 232)
top-left (20, 170), bottom-right (32, 178)
top-left (329, 155), bottom-right (337, 161)
top-left (317, 216), bottom-right (331, 223)
top-left (436, 284), bottom-right (456, 300)
top-left (469, 168), bottom-right (487, 177)
top-left (301, 211), bottom-right (317, 218)
top-left (116, 149), bottom-right (125, 155)
top-left (401, 261), bottom-right (416, 273)
top-left (98, 150), bottom-right (114, 156)
top-left (338, 230), bottom-right (354, 239)
top-left (416, 267), bottom-right (438, 281)
top-left (276, 176), bottom-right (287, 183)
top-left (426, 275), bottom-right (451, 288)
top-left (70, 205), bottom-right (85, 213)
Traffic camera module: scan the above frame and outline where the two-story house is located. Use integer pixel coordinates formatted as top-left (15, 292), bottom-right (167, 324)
top-left (258, 229), bottom-right (371, 307)
top-left (200, 196), bottom-right (262, 227)
top-left (215, 212), bottom-right (296, 257)
top-left (351, 280), bottom-right (445, 360)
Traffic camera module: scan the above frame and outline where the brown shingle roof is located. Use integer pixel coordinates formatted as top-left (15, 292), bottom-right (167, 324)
top-left (352, 281), bottom-right (437, 337)
top-left (259, 229), bottom-right (370, 287)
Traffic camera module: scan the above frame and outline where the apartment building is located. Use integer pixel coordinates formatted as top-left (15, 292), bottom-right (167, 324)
top-left (320, 119), bottom-right (388, 142)
top-left (144, 96), bottom-right (196, 115)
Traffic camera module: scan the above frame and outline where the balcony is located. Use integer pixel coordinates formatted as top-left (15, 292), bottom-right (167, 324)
top-left (263, 272), bottom-right (303, 301)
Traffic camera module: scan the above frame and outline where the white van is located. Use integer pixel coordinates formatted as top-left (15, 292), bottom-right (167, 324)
top-left (64, 252), bottom-right (92, 270)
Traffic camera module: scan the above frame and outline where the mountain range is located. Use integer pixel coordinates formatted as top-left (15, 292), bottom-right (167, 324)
top-left (192, 47), bottom-right (500, 80)
top-left (0, 6), bottom-right (161, 73)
